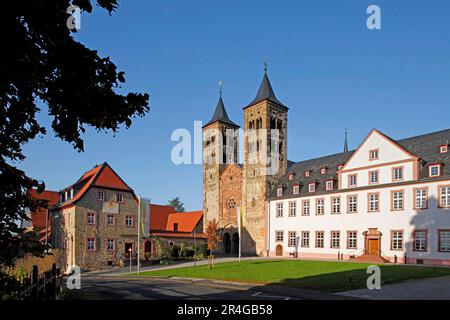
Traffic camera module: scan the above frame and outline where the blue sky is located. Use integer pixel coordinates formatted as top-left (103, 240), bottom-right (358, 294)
top-left (21, 0), bottom-right (449, 210)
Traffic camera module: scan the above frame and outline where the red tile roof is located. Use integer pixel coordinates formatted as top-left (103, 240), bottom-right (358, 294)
top-left (166, 211), bottom-right (203, 232)
top-left (149, 204), bottom-right (176, 231)
top-left (28, 190), bottom-right (60, 229)
top-left (60, 162), bottom-right (136, 208)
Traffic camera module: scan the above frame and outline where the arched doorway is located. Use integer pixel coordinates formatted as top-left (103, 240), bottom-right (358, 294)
top-left (144, 241), bottom-right (153, 259)
top-left (232, 233), bottom-right (239, 255)
top-left (276, 244), bottom-right (283, 256)
top-left (223, 233), bottom-right (231, 254)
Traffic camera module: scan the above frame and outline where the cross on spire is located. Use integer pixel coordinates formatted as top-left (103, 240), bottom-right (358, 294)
top-left (219, 81), bottom-right (223, 97)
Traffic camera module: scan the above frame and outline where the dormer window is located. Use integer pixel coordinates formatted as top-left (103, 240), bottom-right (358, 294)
top-left (308, 183), bottom-right (316, 193)
top-left (277, 187), bottom-right (283, 197)
top-left (293, 185), bottom-right (300, 195)
top-left (288, 173), bottom-right (294, 180)
top-left (429, 164), bottom-right (441, 177)
top-left (337, 164), bottom-right (344, 171)
top-left (305, 171), bottom-right (310, 177)
top-left (440, 145), bottom-right (449, 154)
top-left (70, 189), bottom-right (74, 199)
top-left (320, 167), bottom-right (327, 175)
top-left (369, 149), bottom-right (379, 161)
top-left (64, 191), bottom-right (68, 202)
top-left (325, 180), bottom-right (333, 191)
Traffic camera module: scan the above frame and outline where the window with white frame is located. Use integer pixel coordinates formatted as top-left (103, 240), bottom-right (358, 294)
top-left (87, 212), bottom-right (95, 225)
top-left (429, 165), bottom-right (441, 177)
top-left (316, 199), bottom-right (324, 215)
top-left (439, 230), bottom-right (450, 252)
top-left (305, 171), bottom-right (310, 177)
top-left (316, 231), bottom-right (324, 248)
top-left (302, 200), bottom-right (310, 216)
top-left (276, 203), bottom-right (284, 217)
top-left (275, 231), bottom-right (284, 242)
top-left (347, 231), bottom-right (357, 249)
top-left (98, 191), bottom-right (105, 201)
top-left (308, 183), bottom-right (315, 193)
top-left (391, 231), bottom-right (403, 250)
top-left (107, 214), bottom-right (115, 225)
top-left (288, 173), bottom-right (294, 180)
top-left (348, 174), bottom-right (357, 187)
top-left (289, 201), bottom-right (297, 217)
top-left (116, 193), bottom-right (124, 203)
top-left (440, 187), bottom-right (450, 208)
top-left (331, 231), bottom-right (340, 248)
top-left (369, 149), bottom-right (379, 161)
top-left (125, 215), bottom-right (133, 227)
top-left (414, 231), bottom-right (427, 252)
top-left (288, 231), bottom-right (297, 247)
top-left (368, 193), bottom-right (379, 212)
top-left (293, 185), bottom-right (299, 195)
top-left (107, 239), bottom-right (115, 251)
top-left (393, 167), bottom-right (403, 181)
top-left (325, 180), bottom-right (333, 191)
top-left (87, 238), bottom-right (95, 251)
top-left (347, 195), bottom-right (357, 213)
top-left (332, 197), bottom-right (341, 214)
top-left (440, 145), bottom-right (448, 153)
top-left (277, 187), bottom-right (283, 197)
top-left (369, 171), bottom-right (379, 184)
top-left (320, 168), bottom-right (326, 174)
top-left (392, 191), bottom-right (404, 210)
top-left (301, 231), bottom-right (310, 247)
top-left (415, 189), bottom-right (427, 209)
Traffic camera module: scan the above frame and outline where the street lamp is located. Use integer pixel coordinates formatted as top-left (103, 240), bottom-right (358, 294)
top-left (128, 248), bottom-right (132, 274)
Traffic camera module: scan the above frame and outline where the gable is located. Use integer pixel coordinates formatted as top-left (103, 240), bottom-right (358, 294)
top-left (93, 164), bottom-right (132, 191)
top-left (342, 129), bottom-right (417, 171)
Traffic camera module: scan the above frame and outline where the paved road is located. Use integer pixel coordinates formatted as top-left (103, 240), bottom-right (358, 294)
top-left (337, 275), bottom-right (450, 300)
top-left (66, 274), bottom-right (345, 300)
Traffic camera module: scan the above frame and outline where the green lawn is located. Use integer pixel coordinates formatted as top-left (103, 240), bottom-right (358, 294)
top-left (137, 259), bottom-right (450, 292)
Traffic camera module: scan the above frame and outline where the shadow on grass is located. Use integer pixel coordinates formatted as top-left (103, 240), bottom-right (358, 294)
top-left (273, 264), bottom-right (450, 293)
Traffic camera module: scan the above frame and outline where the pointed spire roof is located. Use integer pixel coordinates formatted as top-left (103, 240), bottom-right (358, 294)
top-left (203, 91), bottom-right (239, 128)
top-left (245, 67), bottom-right (287, 109)
top-left (344, 129), bottom-right (349, 153)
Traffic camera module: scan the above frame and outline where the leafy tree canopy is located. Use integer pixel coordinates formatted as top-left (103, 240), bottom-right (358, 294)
top-left (0, 0), bottom-right (149, 267)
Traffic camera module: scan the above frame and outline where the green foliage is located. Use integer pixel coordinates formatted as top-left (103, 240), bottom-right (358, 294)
top-left (0, 0), bottom-right (149, 268)
top-left (167, 197), bottom-right (185, 212)
top-left (170, 245), bottom-right (180, 258)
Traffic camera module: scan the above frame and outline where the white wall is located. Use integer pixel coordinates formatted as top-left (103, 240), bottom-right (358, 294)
top-left (268, 179), bottom-right (450, 261)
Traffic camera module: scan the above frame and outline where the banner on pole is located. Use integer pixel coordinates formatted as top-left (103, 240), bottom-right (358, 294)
top-left (140, 197), bottom-right (151, 237)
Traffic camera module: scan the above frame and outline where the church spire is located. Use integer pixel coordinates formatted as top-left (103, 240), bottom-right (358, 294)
top-left (245, 62), bottom-right (287, 109)
top-left (344, 129), bottom-right (349, 153)
top-left (203, 82), bottom-right (239, 128)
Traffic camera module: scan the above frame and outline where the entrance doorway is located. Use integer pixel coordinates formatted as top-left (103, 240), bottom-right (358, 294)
top-left (223, 233), bottom-right (231, 254)
top-left (125, 242), bottom-right (133, 257)
top-left (363, 228), bottom-right (382, 256)
top-left (369, 239), bottom-right (379, 255)
top-left (232, 233), bottom-right (239, 255)
top-left (144, 241), bottom-right (153, 259)
top-left (276, 244), bottom-right (283, 256)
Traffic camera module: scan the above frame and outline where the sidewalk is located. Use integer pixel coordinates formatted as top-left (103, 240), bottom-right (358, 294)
top-left (337, 275), bottom-right (450, 300)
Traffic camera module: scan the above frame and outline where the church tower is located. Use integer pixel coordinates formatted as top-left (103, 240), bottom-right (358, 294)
top-left (203, 88), bottom-right (239, 228)
top-left (242, 67), bottom-right (288, 255)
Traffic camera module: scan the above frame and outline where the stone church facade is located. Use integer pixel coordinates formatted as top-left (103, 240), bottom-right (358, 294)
top-left (202, 69), bottom-right (288, 256)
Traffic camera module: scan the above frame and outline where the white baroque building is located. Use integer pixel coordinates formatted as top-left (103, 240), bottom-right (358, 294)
top-left (268, 128), bottom-right (450, 265)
